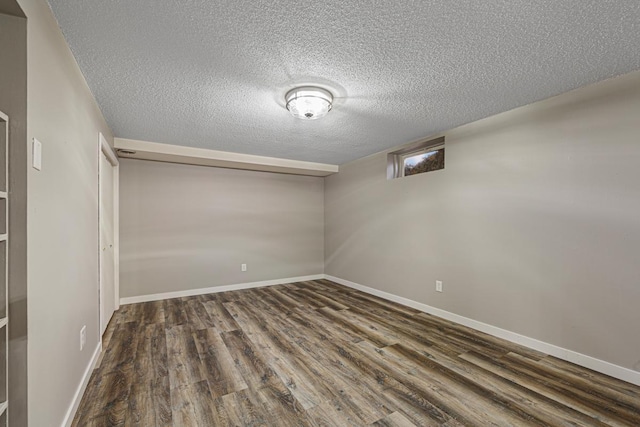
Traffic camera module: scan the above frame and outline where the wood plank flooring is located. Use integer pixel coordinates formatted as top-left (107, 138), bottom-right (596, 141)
top-left (73, 280), bottom-right (640, 426)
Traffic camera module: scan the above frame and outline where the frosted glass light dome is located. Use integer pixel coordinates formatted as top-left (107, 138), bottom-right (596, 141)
top-left (285, 87), bottom-right (333, 120)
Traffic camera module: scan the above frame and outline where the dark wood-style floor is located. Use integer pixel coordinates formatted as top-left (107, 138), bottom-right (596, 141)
top-left (73, 280), bottom-right (640, 426)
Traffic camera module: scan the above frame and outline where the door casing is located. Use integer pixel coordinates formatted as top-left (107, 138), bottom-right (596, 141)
top-left (98, 133), bottom-right (119, 336)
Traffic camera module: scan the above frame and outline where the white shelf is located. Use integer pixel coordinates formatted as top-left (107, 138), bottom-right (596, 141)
top-left (0, 109), bottom-right (8, 422)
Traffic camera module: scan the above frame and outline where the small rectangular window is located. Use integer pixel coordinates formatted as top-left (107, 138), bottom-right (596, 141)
top-left (402, 146), bottom-right (445, 177)
top-left (387, 136), bottom-right (445, 179)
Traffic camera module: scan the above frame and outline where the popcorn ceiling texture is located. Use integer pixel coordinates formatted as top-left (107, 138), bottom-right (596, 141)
top-left (47, 1), bottom-right (640, 165)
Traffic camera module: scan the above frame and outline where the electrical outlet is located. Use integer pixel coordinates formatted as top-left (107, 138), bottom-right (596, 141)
top-left (436, 280), bottom-right (443, 293)
top-left (241, 263), bottom-right (247, 272)
top-left (80, 325), bottom-right (87, 351)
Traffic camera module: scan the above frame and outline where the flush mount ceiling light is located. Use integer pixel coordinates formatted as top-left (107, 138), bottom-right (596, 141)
top-left (285, 86), bottom-right (333, 120)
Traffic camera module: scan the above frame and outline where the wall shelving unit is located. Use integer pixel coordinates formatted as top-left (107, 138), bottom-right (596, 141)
top-left (0, 110), bottom-right (9, 425)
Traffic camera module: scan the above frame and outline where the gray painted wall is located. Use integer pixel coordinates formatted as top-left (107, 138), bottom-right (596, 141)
top-left (325, 70), bottom-right (640, 372)
top-left (0, 0), bottom-right (24, 16)
top-left (120, 159), bottom-right (324, 298)
top-left (19, 0), bottom-right (115, 425)
top-left (0, 6), bottom-right (27, 426)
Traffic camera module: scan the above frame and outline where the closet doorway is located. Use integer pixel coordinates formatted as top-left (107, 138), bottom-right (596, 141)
top-left (99, 133), bottom-right (119, 336)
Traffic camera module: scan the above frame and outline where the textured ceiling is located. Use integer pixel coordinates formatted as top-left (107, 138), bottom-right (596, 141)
top-left (48, 1), bottom-right (640, 165)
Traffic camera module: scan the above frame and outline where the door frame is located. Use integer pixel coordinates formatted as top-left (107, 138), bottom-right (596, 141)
top-left (98, 132), bottom-right (119, 336)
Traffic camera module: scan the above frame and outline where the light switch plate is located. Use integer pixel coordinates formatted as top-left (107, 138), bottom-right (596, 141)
top-left (80, 325), bottom-right (86, 351)
top-left (32, 138), bottom-right (42, 171)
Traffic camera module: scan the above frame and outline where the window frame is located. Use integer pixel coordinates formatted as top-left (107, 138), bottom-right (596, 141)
top-left (387, 136), bottom-right (445, 180)
top-left (399, 143), bottom-right (445, 178)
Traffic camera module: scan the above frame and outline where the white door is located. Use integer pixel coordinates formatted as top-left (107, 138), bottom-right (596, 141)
top-left (100, 148), bottom-right (117, 335)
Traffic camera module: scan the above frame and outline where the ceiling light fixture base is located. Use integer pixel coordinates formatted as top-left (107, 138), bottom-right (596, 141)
top-left (285, 86), bottom-right (333, 120)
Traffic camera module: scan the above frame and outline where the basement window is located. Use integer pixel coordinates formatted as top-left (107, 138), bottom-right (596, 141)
top-left (387, 136), bottom-right (445, 179)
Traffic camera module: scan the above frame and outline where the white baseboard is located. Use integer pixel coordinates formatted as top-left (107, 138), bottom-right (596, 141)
top-left (120, 274), bottom-right (325, 305)
top-left (324, 274), bottom-right (640, 387)
top-left (61, 341), bottom-right (102, 427)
